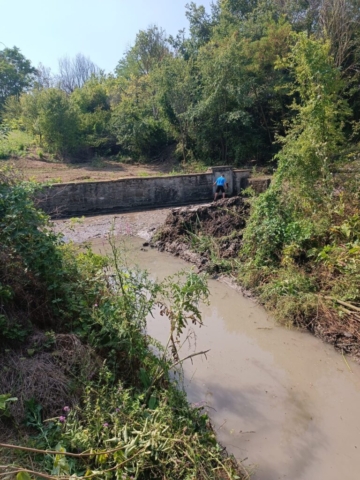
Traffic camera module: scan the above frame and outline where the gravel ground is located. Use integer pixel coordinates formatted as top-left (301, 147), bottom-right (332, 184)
top-left (52, 208), bottom-right (171, 243)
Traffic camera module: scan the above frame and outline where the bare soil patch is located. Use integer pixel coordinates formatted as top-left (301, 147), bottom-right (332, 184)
top-left (2, 156), bottom-right (180, 183)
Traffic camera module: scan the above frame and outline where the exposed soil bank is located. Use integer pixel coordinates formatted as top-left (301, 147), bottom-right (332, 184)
top-left (90, 236), bottom-right (360, 480)
top-left (152, 199), bottom-right (360, 362)
top-left (152, 197), bottom-right (249, 271)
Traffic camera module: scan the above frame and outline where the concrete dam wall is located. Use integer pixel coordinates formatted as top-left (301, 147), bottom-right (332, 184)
top-left (37, 168), bottom-right (251, 217)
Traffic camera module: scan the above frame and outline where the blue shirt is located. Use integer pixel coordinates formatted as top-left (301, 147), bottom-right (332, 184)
top-left (216, 176), bottom-right (226, 186)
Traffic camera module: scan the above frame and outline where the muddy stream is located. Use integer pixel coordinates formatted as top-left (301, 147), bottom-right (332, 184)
top-left (56, 213), bottom-right (360, 480)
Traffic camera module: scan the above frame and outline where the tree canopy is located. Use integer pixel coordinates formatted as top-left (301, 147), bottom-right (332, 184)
top-left (0, 46), bottom-right (36, 110)
top-left (1, 0), bottom-right (360, 162)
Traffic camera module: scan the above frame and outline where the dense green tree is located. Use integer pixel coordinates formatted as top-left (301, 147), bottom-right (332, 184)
top-left (156, 56), bottom-right (199, 161)
top-left (20, 89), bottom-right (81, 155)
top-left (0, 47), bottom-right (36, 110)
top-left (116, 25), bottom-right (170, 78)
top-left (71, 77), bottom-right (115, 153)
top-left (111, 73), bottom-right (169, 158)
top-left (190, 14), bottom-right (293, 163)
top-left (242, 34), bottom-right (352, 265)
top-left (37, 89), bottom-right (81, 155)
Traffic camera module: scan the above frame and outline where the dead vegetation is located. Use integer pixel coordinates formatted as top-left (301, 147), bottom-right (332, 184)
top-left (315, 297), bottom-right (360, 361)
top-left (0, 332), bottom-right (99, 435)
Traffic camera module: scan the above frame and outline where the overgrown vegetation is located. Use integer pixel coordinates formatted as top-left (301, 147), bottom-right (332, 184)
top-left (0, 131), bottom-right (32, 159)
top-left (154, 30), bottom-right (360, 359)
top-left (1, 0), bottom-right (359, 164)
top-left (0, 168), bottom-right (245, 479)
top-left (238, 32), bottom-right (360, 355)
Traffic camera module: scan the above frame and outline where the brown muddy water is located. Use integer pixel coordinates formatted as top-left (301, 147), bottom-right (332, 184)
top-left (56, 211), bottom-right (360, 480)
top-left (88, 235), bottom-right (360, 480)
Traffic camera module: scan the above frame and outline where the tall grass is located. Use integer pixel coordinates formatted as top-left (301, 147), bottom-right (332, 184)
top-left (0, 131), bottom-right (33, 159)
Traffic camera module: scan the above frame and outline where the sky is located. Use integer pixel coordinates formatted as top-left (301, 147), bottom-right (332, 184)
top-left (1, 0), bottom-right (213, 74)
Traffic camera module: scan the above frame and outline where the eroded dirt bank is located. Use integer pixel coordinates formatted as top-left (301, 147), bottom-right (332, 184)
top-left (152, 197), bottom-right (249, 271)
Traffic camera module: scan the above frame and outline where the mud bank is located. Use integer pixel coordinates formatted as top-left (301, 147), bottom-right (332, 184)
top-left (152, 197), bottom-right (249, 271)
top-left (53, 207), bottom-right (170, 243)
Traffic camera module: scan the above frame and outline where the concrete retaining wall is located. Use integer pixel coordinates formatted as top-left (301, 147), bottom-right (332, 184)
top-left (248, 177), bottom-right (272, 194)
top-left (37, 169), bottom-right (250, 218)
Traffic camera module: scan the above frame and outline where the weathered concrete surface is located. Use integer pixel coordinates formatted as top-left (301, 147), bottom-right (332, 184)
top-left (248, 176), bottom-right (271, 194)
top-left (37, 169), bottom-right (250, 217)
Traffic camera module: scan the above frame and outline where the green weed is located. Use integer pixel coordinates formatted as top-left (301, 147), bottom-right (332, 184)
top-left (0, 131), bottom-right (33, 159)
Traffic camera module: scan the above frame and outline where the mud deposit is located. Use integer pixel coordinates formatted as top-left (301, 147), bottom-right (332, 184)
top-left (53, 208), bottom-right (170, 243)
top-left (152, 197), bottom-right (249, 270)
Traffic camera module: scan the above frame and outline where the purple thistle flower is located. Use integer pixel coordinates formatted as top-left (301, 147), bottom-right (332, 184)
top-left (94, 303), bottom-right (98, 308)
top-left (63, 406), bottom-right (70, 412)
top-left (59, 416), bottom-right (66, 423)
top-left (103, 422), bottom-right (109, 428)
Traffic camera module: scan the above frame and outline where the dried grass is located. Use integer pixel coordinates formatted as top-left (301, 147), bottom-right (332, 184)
top-left (314, 299), bottom-right (360, 361)
top-left (0, 333), bottom-right (100, 434)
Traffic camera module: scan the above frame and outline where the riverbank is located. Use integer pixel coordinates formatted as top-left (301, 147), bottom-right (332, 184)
top-left (91, 234), bottom-right (360, 480)
top-left (150, 199), bottom-right (360, 363)
top-left (54, 200), bottom-right (360, 363)
top-left (1, 175), bottom-right (245, 480)
top-left (53, 208), bottom-right (360, 479)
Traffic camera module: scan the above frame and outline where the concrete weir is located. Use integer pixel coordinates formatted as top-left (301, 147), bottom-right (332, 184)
top-left (37, 167), bottom-right (250, 217)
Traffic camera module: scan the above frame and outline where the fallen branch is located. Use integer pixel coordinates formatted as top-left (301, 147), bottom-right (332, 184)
top-left (0, 442), bottom-right (124, 458)
top-left (0, 448), bottom-right (146, 480)
top-left (339, 306), bottom-right (354, 315)
top-left (324, 296), bottom-right (360, 312)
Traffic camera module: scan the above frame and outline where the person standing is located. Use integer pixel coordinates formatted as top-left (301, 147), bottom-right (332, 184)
top-left (213, 174), bottom-right (228, 201)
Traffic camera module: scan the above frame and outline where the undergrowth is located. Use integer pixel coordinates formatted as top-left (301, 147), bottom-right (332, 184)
top-left (0, 167), bottom-right (245, 479)
top-left (0, 130), bottom-right (33, 159)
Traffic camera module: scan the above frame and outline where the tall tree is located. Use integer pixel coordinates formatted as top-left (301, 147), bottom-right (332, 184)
top-left (0, 46), bottom-right (36, 110)
top-left (57, 53), bottom-right (101, 94)
top-left (116, 25), bottom-right (170, 78)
